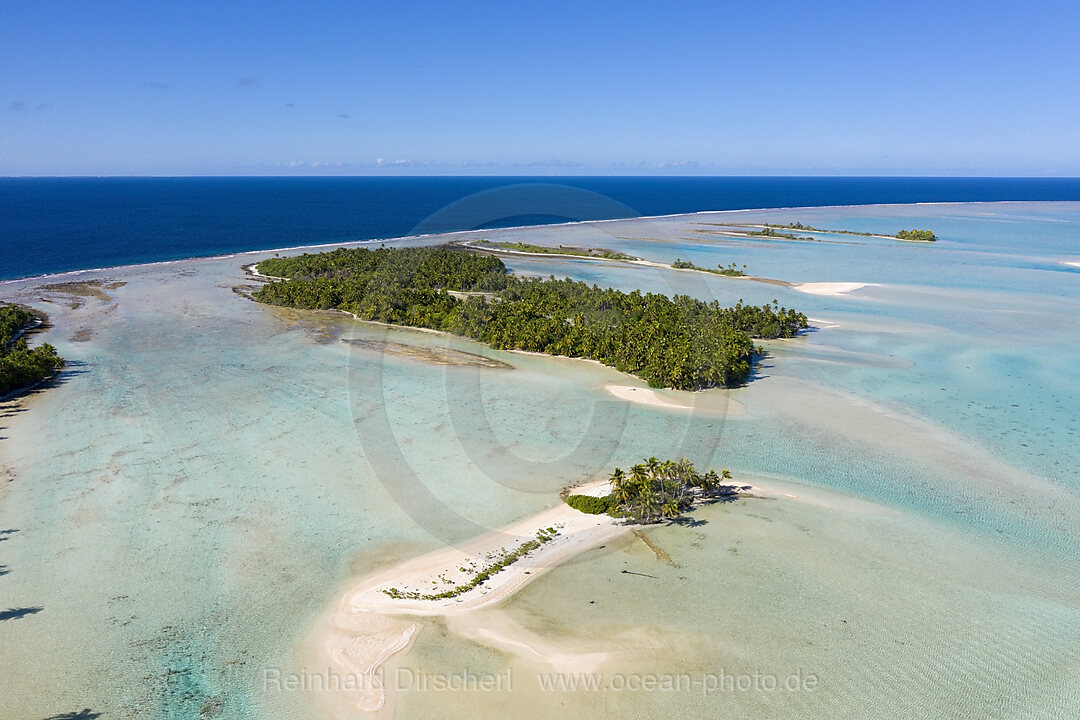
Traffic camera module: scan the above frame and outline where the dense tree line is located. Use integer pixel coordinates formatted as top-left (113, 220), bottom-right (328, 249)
top-left (0, 303), bottom-right (65, 395)
top-left (253, 246), bottom-right (808, 389)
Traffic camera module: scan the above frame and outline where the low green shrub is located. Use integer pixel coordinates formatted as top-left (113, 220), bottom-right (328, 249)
top-left (566, 494), bottom-right (611, 514)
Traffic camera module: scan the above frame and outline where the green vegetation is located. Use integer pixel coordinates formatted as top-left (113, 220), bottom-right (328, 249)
top-left (0, 304), bottom-right (35, 347)
top-left (895, 229), bottom-right (938, 242)
top-left (717, 262), bottom-right (746, 277)
top-left (766, 221), bottom-right (869, 236)
top-left (566, 458), bottom-right (739, 523)
top-left (253, 246), bottom-right (807, 389)
top-left (565, 494), bottom-right (613, 514)
top-left (477, 240), bottom-right (638, 261)
top-left (747, 227), bottom-right (813, 240)
top-left (381, 528), bottom-right (558, 601)
top-left (767, 222), bottom-right (937, 242)
top-left (0, 304), bottom-right (65, 396)
top-left (606, 457), bottom-right (736, 523)
top-left (672, 259), bottom-right (747, 276)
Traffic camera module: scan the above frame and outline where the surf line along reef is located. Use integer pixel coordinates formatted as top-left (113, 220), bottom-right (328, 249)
top-left (249, 245), bottom-right (808, 390)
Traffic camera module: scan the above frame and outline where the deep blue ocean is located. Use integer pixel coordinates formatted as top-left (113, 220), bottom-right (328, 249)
top-left (3, 176), bottom-right (1080, 281)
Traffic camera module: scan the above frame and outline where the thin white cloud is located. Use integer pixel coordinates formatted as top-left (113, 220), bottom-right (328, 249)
top-left (285, 160), bottom-right (345, 168)
top-left (374, 158), bottom-right (429, 167)
top-left (6, 101), bottom-right (50, 112)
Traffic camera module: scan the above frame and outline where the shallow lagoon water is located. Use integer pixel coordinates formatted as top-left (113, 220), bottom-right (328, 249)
top-left (1, 202), bottom-right (1079, 718)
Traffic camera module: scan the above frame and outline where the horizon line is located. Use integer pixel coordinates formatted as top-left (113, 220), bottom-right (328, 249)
top-left (4, 174), bottom-right (1080, 180)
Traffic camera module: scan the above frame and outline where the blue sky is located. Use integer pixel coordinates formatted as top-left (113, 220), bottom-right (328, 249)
top-left (2, 0), bottom-right (1078, 176)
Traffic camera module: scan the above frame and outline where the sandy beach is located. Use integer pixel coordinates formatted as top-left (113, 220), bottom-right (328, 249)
top-left (793, 281), bottom-right (877, 296)
top-left (308, 479), bottom-right (629, 713)
top-left (603, 383), bottom-right (748, 415)
top-left (604, 384), bottom-right (694, 409)
top-left (806, 316), bottom-right (842, 329)
top-left (302, 469), bottom-right (880, 715)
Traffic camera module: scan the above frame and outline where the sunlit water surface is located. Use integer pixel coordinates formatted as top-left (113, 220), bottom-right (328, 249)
top-left (1, 202), bottom-right (1079, 719)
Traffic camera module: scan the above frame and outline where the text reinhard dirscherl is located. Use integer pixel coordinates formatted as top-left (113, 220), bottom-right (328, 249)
top-left (263, 667), bottom-right (819, 695)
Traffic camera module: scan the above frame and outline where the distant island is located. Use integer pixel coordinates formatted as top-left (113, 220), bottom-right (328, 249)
top-left (748, 227), bottom-right (817, 241)
top-left (672, 259), bottom-right (747, 276)
top-left (474, 240), bottom-right (638, 261)
top-left (766, 222), bottom-right (938, 242)
top-left (252, 246), bottom-right (808, 389)
top-left (0, 303), bottom-right (65, 396)
top-left (894, 229), bottom-right (938, 242)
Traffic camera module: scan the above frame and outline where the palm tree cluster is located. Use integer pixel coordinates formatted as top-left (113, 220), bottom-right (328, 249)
top-left (0, 303), bottom-right (64, 395)
top-left (609, 457), bottom-right (734, 523)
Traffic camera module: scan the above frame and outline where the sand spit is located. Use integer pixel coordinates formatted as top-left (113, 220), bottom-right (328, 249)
top-left (305, 472), bottom-right (872, 715)
top-left (309, 480), bottom-right (628, 713)
top-left (806, 317), bottom-right (841, 329)
top-left (444, 608), bottom-right (614, 673)
top-left (603, 384), bottom-right (748, 416)
top-left (604, 384), bottom-right (693, 409)
top-left (793, 282), bottom-right (878, 296)
top-left (342, 337), bottom-right (513, 369)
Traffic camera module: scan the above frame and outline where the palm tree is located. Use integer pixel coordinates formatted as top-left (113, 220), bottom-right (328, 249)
top-left (638, 486), bottom-right (660, 523)
top-left (673, 458), bottom-right (696, 496)
top-left (610, 467), bottom-right (631, 506)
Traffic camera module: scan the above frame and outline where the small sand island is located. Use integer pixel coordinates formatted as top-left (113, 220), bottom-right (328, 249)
top-left (311, 458), bottom-right (747, 712)
top-left (0, 302), bottom-right (65, 397)
top-left (249, 245), bottom-right (808, 389)
top-left (793, 281), bottom-right (880, 296)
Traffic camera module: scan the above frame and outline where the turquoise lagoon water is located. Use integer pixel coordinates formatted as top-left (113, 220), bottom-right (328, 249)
top-left (1, 202), bottom-right (1079, 718)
